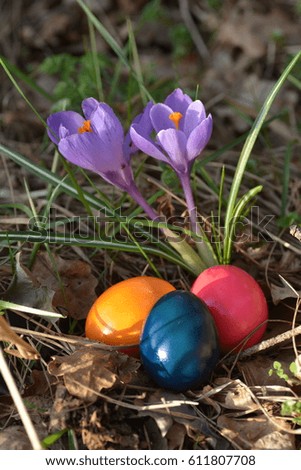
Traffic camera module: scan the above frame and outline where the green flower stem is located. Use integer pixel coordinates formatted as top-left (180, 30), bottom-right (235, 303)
top-left (128, 184), bottom-right (160, 222)
top-left (128, 183), bottom-right (207, 275)
top-left (180, 171), bottom-right (217, 268)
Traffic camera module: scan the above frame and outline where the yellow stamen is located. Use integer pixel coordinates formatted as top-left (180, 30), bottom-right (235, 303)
top-left (78, 120), bottom-right (92, 134)
top-left (169, 111), bottom-right (183, 130)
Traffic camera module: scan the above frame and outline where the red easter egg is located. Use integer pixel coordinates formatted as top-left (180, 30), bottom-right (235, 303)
top-left (191, 265), bottom-right (268, 353)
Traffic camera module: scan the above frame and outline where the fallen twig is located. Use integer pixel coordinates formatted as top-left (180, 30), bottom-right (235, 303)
top-left (0, 347), bottom-right (43, 450)
top-left (178, 0), bottom-right (209, 60)
top-left (224, 324), bottom-right (301, 365)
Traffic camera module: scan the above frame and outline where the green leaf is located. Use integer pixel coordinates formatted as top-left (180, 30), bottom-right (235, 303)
top-left (223, 185), bottom-right (263, 261)
top-left (42, 429), bottom-right (68, 449)
top-left (289, 361), bottom-right (298, 376)
top-left (223, 50), bottom-right (301, 264)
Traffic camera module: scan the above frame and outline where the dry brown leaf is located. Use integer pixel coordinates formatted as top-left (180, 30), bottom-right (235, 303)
top-left (3, 252), bottom-right (55, 312)
top-left (136, 389), bottom-right (220, 447)
top-left (136, 390), bottom-right (180, 438)
top-left (165, 422), bottom-right (186, 450)
top-left (24, 369), bottom-right (55, 397)
top-left (0, 316), bottom-right (39, 360)
top-left (31, 252), bottom-right (98, 319)
top-left (49, 383), bottom-right (82, 432)
top-left (224, 383), bottom-right (257, 412)
top-left (48, 347), bottom-right (140, 402)
top-left (143, 418), bottom-right (168, 450)
top-left (81, 410), bottom-right (139, 450)
top-left (217, 415), bottom-right (295, 450)
top-left (270, 283), bottom-right (300, 305)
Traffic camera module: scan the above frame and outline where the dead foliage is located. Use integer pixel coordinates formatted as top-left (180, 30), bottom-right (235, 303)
top-left (31, 252), bottom-right (98, 320)
top-left (0, 316), bottom-right (39, 360)
top-left (48, 348), bottom-right (140, 402)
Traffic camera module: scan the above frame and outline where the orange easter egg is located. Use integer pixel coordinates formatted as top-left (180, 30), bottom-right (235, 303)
top-left (85, 276), bottom-right (175, 351)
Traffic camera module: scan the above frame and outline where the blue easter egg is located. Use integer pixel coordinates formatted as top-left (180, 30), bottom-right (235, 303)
top-left (140, 290), bottom-right (220, 392)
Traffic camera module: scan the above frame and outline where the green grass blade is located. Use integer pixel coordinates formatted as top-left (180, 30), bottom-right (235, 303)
top-left (61, 160), bottom-right (94, 217)
top-left (225, 185), bottom-right (263, 259)
top-left (87, 18), bottom-right (104, 101)
top-left (0, 231), bottom-right (195, 275)
top-left (75, 0), bottom-right (153, 101)
top-left (0, 143), bottom-right (114, 214)
top-left (127, 18), bottom-right (148, 106)
top-left (120, 221), bottom-right (162, 277)
top-left (288, 74), bottom-right (301, 90)
top-left (223, 50), bottom-right (301, 264)
top-left (0, 55), bottom-right (53, 102)
top-left (0, 203), bottom-right (33, 219)
top-left (0, 58), bottom-right (47, 127)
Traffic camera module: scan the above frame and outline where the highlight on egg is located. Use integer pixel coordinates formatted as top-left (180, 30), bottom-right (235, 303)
top-left (140, 290), bottom-right (220, 392)
top-left (191, 265), bottom-right (268, 353)
top-left (85, 276), bottom-right (175, 353)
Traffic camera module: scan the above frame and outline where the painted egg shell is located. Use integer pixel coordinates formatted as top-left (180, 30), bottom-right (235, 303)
top-left (85, 277), bottom-right (175, 353)
top-left (140, 291), bottom-right (220, 391)
top-left (191, 265), bottom-right (268, 353)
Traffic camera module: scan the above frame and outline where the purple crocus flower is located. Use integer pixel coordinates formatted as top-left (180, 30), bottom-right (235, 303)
top-left (48, 97), bottom-right (136, 191)
top-left (130, 88), bottom-right (212, 176)
top-left (130, 88), bottom-right (213, 239)
top-left (47, 98), bottom-right (158, 220)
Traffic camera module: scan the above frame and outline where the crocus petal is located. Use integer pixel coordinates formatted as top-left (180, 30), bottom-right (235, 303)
top-left (156, 129), bottom-right (188, 173)
top-left (186, 114), bottom-right (213, 161)
top-left (164, 88), bottom-right (192, 115)
top-left (133, 101), bottom-right (154, 129)
top-left (130, 124), bottom-right (168, 162)
top-left (58, 132), bottom-right (105, 172)
top-left (58, 124), bottom-right (69, 139)
top-left (81, 97), bottom-right (99, 119)
top-left (58, 121), bottom-right (125, 175)
top-left (150, 104), bottom-right (175, 133)
top-left (104, 164), bottom-right (135, 191)
top-left (124, 101), bottom-right (154, 157)
top-left (47, 111), bottom-right (84, 144)
top-left (91, 105), bottom-right (124, 145)
top-left (183, 100), bottom-right (207, 137)
top-left (123, 131), bottom-right (135, 160)
top-left (58, 131), bottom-right (135, 192)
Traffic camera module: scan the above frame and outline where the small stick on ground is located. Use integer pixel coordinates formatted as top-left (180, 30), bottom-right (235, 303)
top-left (0, 346), bottom-right (43, 450)
top-left (178, 0), bottom-right (209, 60)
top-left (224, 324), bottom-right (301, 366)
